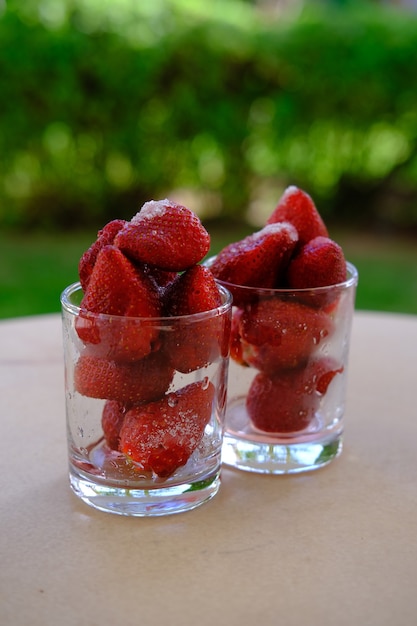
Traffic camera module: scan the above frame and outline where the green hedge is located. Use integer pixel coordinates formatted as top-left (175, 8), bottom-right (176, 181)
top-left (2, 0), bottom-right (417, 230)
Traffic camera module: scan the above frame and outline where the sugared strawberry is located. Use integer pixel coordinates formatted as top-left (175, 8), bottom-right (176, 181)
top-left (162, 265), bottom-right (227, 372)
top-left (239, 298), bottom-right (333, 373)
top-left (267, 186), bottom-right (328, 247)
top-left (164, 265), bottom-right (222, 316)
top-left (246, 357), bottom-right (343, 433)
top-left (74, 350), bottom-right (175, 404)
top-left (75, 245), bottom-right (161, 361)
top-left (79, 245), bottom-right (161, 318)
top-left (142, 264), bottom-right (178, 290)
top-left (286, 236), bottom-right (347, 290)
top-left (114, 199), bottom-right (210, 271)
top-left (247, 370), bottom-right (315, 433)
top-left (78, 219), bottom-right (127, 291)
top-left (101, 400), bottom-right (128, 450)
top-left (209, 222), bottom-right (298, 305)
top-left (119, 380), bottom-right (215, 478)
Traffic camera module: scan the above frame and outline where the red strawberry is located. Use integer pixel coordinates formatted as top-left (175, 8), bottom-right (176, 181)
top-left (286, 236), bottom-right (347, 290)
top-left (75, 245), bottom-right (161, 361)
top-left (78, 219), bottom-right (127, 291)
top-left (315, 359), bottom-right (344, 395)
top-left (239, 298), bottom-right (333, 373)
top-left (79, 245), bottom-right (161, 318)
top-left (142, 264), bottom-right (178, 289)
top-left (162, 265), bottom-right (229, 373)
top-left (267, 186), bottom-right (328, 247)
top-left (246, 357), bottom-right (343, 433)
top-left (247, 370), bottom-right (315, 433)
top-left (114, 199), bottom-right (210, 271)
top-left (164, 265), bottom-right (222, 316)
top-left (209, 222), bottom-right (298, 305)
top-left (101, 400), bottom-right (128, 450)
top-left (74, 350), bottom-right (175, 404)
top-left (119, 380), bottom-right (215, 478)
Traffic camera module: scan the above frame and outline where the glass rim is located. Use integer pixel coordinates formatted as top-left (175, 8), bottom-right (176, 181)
top-left (60, 281), bottom-right (233, 322)
top-left (205, 257), bottom-right (358, 296)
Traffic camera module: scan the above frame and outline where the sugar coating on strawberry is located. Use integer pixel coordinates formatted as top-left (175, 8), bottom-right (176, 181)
top-left (246, 357), bottom-right (343, 433)
top-left (239, 298), bottom-right (333, 373)
top-left (78, 219), bottom-right (127, 291)
top-left (209, 222), bottom-right (298, 302)
top-left (114, 199), bottom-right (210, 271)
top-left (267, 186), bottom-right (328, 247)
top-left (119, 380), bottom-right (215, 477)
top-left (286, 236), bottom-right (347, 289)
top-left (75, 245), bottom-right (161, 361)
top-left (101, 400), bottom-right (128, 450)
top-left (162, 265), bottom-right (227, 373)
top-left (74, 350), bottom-right (175, 404)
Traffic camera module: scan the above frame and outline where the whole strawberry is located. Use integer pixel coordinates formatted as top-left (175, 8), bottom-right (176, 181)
top-left (162, 265), bottom-right (227, 373)
top-left (239, 298), bottom-right (333, 374)
top-left (267, 186), bottom-right (328, 248)
top-left (74, 349), bottom-right (174, 405)
top-left (286, 235), bottom-right (347, 290)
top-left (114, 199), bottom-right (210, 271)
top-left (76, 245), bottom-right (161, 361)
top-left (119, 380), bottom-right (215, 477)
top-left (209, 222), bottom-right (298, 305)
top-left (78, 219), bottom-right (127, 291)
top-left (247, 357), bottom-right (343, 433)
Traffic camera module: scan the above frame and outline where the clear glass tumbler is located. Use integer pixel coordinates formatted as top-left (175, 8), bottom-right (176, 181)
top-left (61, 282), bottom-right (232, 516)
top-left (214, 262), bottom-right (358, 474)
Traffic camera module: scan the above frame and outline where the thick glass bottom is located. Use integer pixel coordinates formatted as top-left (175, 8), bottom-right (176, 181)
top-left (222, 393), bottom-right (343, 474)
top-left (222, 432), bottom-right (343, 474)
top-left (69, 465), bottom-right (221, 516)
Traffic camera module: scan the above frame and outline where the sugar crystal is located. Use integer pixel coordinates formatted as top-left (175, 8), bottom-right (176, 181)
top-left (131, 199), bottom-right (171, 223)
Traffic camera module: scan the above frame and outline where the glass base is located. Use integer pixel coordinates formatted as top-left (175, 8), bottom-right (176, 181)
top-left (69, 466), bottom-right (221, 516)
top-left (222, 432), bottom-right (343, 474)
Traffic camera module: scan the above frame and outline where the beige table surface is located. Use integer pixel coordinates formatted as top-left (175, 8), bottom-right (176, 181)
top-left (1, 310), bottom-right (416, 626)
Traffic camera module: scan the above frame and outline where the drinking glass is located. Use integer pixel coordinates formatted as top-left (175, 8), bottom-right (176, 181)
top-left (61, 282), bottom-right (232, 515)
top-left (213, 262), bottom-right (358, 474)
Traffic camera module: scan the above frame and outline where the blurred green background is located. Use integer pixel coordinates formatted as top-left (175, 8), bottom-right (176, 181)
top-left (1, 0), bottom-right (417, 318)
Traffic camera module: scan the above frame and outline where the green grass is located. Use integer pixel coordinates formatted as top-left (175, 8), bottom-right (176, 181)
top-left (332, 229), bottom-right (417, 315)
top-left (0, 230), bottom-right (96, 319)
top-left (0, 226), bottom-right (416, 319)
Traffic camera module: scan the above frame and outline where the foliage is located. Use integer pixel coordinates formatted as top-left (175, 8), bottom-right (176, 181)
top-left (1, 0), bottom-right (417, 230)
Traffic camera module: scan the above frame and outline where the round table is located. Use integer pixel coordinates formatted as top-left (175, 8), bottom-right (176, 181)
top-left (1, 311), bottom-right (416, 626)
